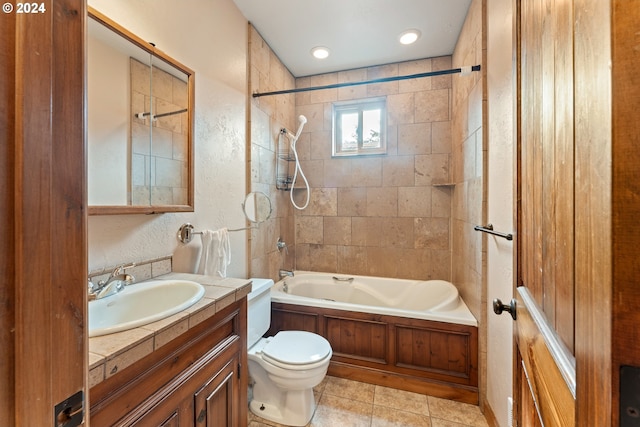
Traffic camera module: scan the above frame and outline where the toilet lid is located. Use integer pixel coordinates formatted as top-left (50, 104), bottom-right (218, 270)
top-left (262, 331), bottom-right (331, 366)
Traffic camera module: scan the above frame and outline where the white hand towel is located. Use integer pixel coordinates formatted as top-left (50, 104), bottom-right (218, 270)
top-left (196, 228), bottom-right (231, 278)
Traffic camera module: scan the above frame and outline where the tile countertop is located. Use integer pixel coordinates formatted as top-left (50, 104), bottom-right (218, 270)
top-left (88, 273), bottom-right (252, 388)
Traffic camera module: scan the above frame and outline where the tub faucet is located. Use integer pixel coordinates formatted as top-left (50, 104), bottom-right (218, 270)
top-left (279, 269), bottom-right (294, 279)
top-left (88, 263), bottom-right (136, 300)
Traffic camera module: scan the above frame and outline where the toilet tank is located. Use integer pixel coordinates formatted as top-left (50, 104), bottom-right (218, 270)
top-left (247, 278), bottom-right (274, 348)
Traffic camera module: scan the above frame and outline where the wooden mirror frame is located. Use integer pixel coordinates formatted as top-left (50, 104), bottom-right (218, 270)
top-left (87, 7), bottom-right (195, 215)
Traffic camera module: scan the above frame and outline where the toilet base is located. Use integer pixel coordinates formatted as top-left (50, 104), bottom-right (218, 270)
top-left (249, 387), bottom-right (316, 426)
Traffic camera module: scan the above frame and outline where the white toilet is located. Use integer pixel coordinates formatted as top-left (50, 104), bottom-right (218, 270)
top-left (247, 278), bottom-right (332, 426)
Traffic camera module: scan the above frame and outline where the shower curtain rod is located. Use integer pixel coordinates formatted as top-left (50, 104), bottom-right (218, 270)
top-left (252, 64), bottom-right (481, 98)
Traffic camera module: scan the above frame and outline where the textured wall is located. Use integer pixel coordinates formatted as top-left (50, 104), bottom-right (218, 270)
top-left (291, 59), bottom-right (455, 281)
top-left (486, 0), bottom-right (514, 424)
top-left (87, 0), bottom-right (249, 278)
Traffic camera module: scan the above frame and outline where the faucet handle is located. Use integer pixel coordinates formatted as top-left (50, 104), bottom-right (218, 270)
top-left (112, 262), bottom-right (136, 276)
top-left (276, 237), bottom-right (288, 254)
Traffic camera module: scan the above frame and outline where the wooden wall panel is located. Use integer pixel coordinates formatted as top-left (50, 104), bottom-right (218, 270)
top-left (552, 0), bottom-right (575, 354)
top-left (518, 0), bottom-right (575, 353)
top-left (268, 308), bottom-right (319, 334)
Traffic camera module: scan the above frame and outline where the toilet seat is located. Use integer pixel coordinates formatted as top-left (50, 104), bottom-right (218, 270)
top-left (261, 331), bottom-right (331, 370)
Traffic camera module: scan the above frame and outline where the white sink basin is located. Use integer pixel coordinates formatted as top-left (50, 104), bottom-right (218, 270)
top-left (89, 279), bottom-right (205, 337)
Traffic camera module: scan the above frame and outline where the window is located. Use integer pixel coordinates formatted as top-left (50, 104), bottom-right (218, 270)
top-left (332, 98), bottom-right (387, 157)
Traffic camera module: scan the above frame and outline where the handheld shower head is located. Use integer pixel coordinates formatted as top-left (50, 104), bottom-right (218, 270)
top-left (293, 115), bottom-right (307, 140)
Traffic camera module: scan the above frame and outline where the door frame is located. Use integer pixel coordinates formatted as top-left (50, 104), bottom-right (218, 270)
top-left (1, 1), bottom-right (88, 425)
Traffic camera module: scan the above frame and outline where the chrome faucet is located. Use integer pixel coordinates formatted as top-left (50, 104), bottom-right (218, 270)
top-left (88, 263), bottom-right (136, 300)
top-left (279, 269), bottom-right (294, 279)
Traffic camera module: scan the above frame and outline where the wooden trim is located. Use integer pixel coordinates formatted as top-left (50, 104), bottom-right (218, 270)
top-left (87, 7), bottom-right (194, 76)
top-left (13, 1), bottom-right (87, 425)
top-left (0, 9), bottom-right (17, 426)
top-left (516, 287), bottom-right (575, 426)
top-left (610, 1), bottom-right (640, 425)
top-left (573, 0), bottom-right (613, 425)
top-left (482, 400), bottom-right (499, 427)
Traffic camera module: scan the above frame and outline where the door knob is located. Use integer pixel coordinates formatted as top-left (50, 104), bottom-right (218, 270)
top-left (493, 298), bottom-right (517, 320)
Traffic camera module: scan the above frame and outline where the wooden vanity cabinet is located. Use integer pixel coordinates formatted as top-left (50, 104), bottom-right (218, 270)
top-left (90, 298), bottom-right (248, 427)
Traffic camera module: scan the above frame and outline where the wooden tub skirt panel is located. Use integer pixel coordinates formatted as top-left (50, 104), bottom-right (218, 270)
top-left (268, 302), bottom-right (479, 404)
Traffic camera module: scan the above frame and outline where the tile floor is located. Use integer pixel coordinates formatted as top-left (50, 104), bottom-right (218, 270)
top-left (248, 376), bottom-right (490, 427)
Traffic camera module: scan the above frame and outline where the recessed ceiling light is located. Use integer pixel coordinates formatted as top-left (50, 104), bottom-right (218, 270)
top-left (311, 46), bottom-right (330, 59)
top-left (399, 29), bottom-right (421, 45)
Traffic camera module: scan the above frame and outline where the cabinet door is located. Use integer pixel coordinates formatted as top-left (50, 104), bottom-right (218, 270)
top-left (159, 411), bottom-right (181, 427)
top-left (194, 352), bottom-right (239, 427)
top-left (129, 397), bottom-right (193, 427)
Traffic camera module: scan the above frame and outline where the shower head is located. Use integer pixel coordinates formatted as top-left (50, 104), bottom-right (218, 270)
top-left (292, 115), bottom-right (307, 140)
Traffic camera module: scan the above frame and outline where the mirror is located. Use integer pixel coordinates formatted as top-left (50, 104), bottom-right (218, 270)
top-left (243, 192), bottom-right (272, 223)
top-left (87, 7), bottom-right (195, 215)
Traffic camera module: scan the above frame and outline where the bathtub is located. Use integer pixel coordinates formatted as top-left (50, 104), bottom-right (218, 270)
top-left (271, 271), bottom-right (477, 327)
top-left (267, 271), bottom-right (479, 404)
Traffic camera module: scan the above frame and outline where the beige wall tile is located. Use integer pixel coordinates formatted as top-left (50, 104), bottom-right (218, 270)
top-left (351, 157), bottom-right (382, 187)
top-left (310, 130), bottom-right (332, 159)
top-left (337, 187), bottom-right (367, 216)
top-left (398, 122), bottom-right (432, 155)
top-left (380, 217), bottom-right (414, 248)
top-left (324, 217), bottom-right (352, 245)
top-left (296, 216), bottom-right (324, 244)
top-left (382, 156), bottom-right (415, 187)
top-left (432, 187), bottom-right (452, 218)
top-left (366, 247), bottom-right (399, 277)
top-left (432, 121), bottom-right (452, 154)
top-left (350, 217), bottom-right (368, 246)
top-left (300, 244), bottom-right (337, 272)
top-left (387, 92), bottom-right (415, 126)
top-left (337, 68), bottom-right (368, 100)
top-left (309, 73), bottom-right (338, 104)
top-left (398, 59), bottom-right (433, 93)
top-left (432, 56), bottom-right (453, 90)
top-left (304, 187), bottom-right (338, 216)
top-left (151, 66), bottom-right (173, 101)
top-left (324, 158), bottom-right (352, 187)
top-left (298, 159), bottom-right (324, 188)
top-left (415, 154), bottom-right (451, 186)
top-left (415, 217), bottom-right (450, 250)
top-left (399, 186), bottom-right (432, 217)
top-left (336, 246), bottom-right (368, 275)
top-left (415, 89), bottom-right (450, 123)
top-left (366, 187), bottom-right (398, 217)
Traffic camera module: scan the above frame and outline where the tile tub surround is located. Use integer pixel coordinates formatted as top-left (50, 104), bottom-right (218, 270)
top-left (249, 375), bottom-right (490, 427)
top-left (88, 273), bottom-right (251, 387)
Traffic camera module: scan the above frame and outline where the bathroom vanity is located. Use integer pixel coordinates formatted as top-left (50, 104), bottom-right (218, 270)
top-left (88, 274), bottom-right (250, 427)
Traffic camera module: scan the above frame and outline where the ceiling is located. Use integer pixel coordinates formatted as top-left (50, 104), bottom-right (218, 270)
top-left (232, 0), bottom-right (472, 77)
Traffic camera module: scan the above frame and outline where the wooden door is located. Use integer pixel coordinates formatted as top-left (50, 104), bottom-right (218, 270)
top-left (194, 354), bottom-right (240, 427)
top-left (1, 0), bottom-right (88, 426)
top-left (514, 0), bottom-right (576, 424)
top-left (514, 0), bottom-right (629, 425)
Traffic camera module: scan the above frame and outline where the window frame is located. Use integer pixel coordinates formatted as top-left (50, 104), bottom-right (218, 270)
top-left (332, 97), bottom-right (387, 157)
